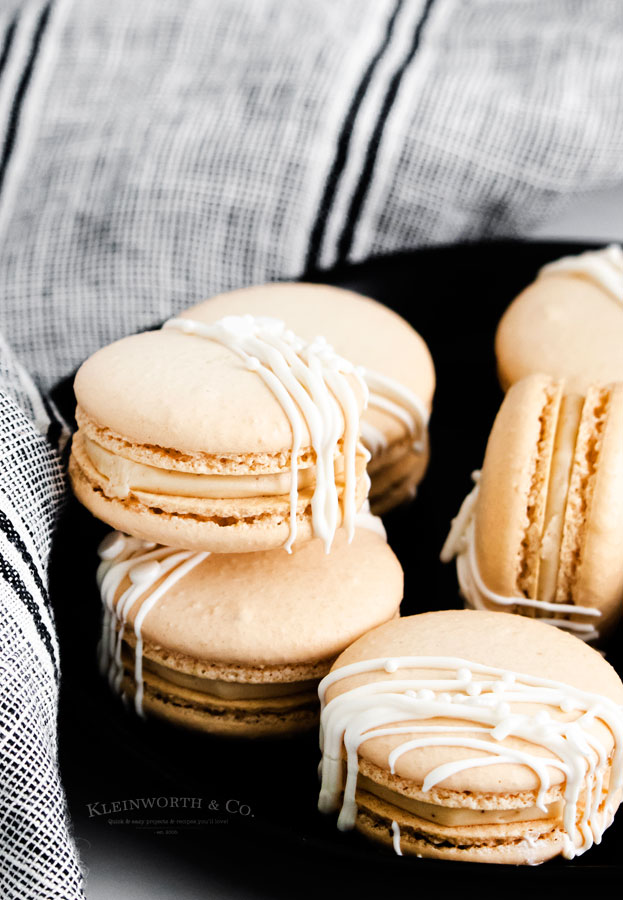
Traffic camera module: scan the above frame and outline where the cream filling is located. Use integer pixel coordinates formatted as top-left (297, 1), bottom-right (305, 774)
top-left (358, 776), bottom-right (564, 827)
top-left (142, 657), bottom-right (319, 700)
top-left (86, 437), bottom-right (323, 500)
top-left (537, 393), bottom-right (584, 606)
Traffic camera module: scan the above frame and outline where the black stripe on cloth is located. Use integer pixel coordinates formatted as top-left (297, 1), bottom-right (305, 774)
top-left (0, 509), bottom-right (53, 616)
top-left (0, 552), bottom-right (58, 679)
top-left (0, 2), bottom-right (52, 198)
top-left (304, 0), bottom-right (404, 274)
top-left (336, 0), bottom-right (436, 263)
top-left (0, 16), bottom-right (18, 82)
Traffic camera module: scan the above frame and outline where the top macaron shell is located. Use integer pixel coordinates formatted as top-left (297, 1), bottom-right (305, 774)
top-left (325, 610), bottom-right (623, 794)
top-left (74, 327), bottom-right (365, 455)
top-left (475, 374), bottom-right (623, 631)
top-left (113, 526), bottom-right (403, 670)
top-left (496, 273), bottom-right (623, 393)
top-left (181, 282), bottom-right (435, 448)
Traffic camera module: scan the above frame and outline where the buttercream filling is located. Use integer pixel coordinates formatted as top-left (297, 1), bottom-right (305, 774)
top-left (358, 776), bottom-right (563, 827)
top-left (142, 656), bottom-right (319, 700)
top-left (537, 394), bottom-right (583, 606)
top-left (86, 436), bottom-right (337, 500)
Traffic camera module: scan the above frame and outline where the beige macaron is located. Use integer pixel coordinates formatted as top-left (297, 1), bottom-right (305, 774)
top-left (69, 313), bottom-right (369, 553)
top-left (441, 374), bottom-right (623, 640)
top-left (318, 610), bottom-right (623, 864)
top-left (181, 282), bottom-right (435, 514)
top-left (496, 244), bottom-right (623, 392)
top-left (97, 517), bottom-right (402, 737)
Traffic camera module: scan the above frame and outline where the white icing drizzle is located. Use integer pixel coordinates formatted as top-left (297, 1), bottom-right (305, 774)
top-left (440, 474), bottom-right (601, 641)
top-left (360, 367), bottom-right (430, 457)
top-left (538, 244), bottom-right (623, 303)
top-left (96, 531), bottom-right (207, 716)
top-left (318, 655), bottom-right (623, 859)
top-left (164, 315), bottom-right (367, 553)
top-left (354, 500), bottom-right (387, 540)
top-left (391, 820), bottom-right (403, 856)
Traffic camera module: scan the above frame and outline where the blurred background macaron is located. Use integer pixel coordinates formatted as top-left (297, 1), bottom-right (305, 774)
top-left (69, 314), bottom-right (369, 553)
top-left (319, 610), bottom-right (623, 864)
top-left (97, 517), bottom-right (402, 738)
top-left (496, 244), bottom-right (623, 392)
top-left (182, 282), bottom-right (435, 515)
top-left (441, 374), bottom-right (623, 640)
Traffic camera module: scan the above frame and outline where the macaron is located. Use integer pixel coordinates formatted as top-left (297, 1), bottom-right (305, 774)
top-left (318, 610), bottom-right (623, 864)
top-left (69, 314), bottom-right (369, 553)
top-left (180, 282), bottom-right (435, 514)
top-left (496, 244), bottom-right (623, 392)
top-left (440, 374), bottom-right (623, 640)
top-left (97, 517), bottom-right (403, 737)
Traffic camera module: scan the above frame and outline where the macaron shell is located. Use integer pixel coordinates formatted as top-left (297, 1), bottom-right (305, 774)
top-left (74, 327), bottom-right (366, 455)
top-left (182, 282), bottom-right (436, 424)
top-left (120, 669), bottom-right (319, 738)
top-left (496, 274), bottom-right (623, 392)
top-left (354, 792), bottom-right (565, 864)
top-left (474, 375), bottom-right (561, 598)
top-left (565, 382), bottom-right (623, 629)
top-left (112, 528), bottom-right (403, 666)
top-left (326, 611), bottom-right (623, 793)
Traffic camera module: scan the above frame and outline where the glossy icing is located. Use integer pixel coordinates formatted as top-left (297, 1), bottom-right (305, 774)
top-left (318, 654), bottom-right (623, 859)
top-left (538, 244), bottom-right (623, 302)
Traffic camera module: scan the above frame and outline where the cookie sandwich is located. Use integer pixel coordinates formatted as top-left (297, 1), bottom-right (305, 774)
top-left (496, 244), bottom-right (623, 393)
top-left (181, 282), bottom-right (435, 514)
top-left (441, 374), bottom-right (623, 641)
top-left (70, 314), bottom-right (369, 553)
top-left (97, 513), bottom-right (402, 737)
top-left (319, 610), bottom-right (623, 863)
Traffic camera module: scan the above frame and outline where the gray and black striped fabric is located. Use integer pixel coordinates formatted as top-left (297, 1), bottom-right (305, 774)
top-left (1, 1), bottom-right (623, 896)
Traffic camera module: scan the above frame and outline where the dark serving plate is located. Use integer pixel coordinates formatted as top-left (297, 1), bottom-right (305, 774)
top-left (50, 240), bottom-right (623, 893)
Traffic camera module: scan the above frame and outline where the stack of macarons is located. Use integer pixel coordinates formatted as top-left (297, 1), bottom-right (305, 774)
top-left (69, 283), bottom-right (434, 737)
top-left (443, 244), bottom-right (623, 642)
top-left (68, 256), bottom-right (623, 866)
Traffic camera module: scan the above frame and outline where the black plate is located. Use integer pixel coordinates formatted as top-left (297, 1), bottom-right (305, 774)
top-left (51, 240), bottom-right (623, 892)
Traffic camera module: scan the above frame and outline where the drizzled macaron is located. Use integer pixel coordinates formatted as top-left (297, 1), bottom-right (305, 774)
top-left (318, 610), bottom-right (623, 864)
top-left (496, 244), bottom-right (623, 392)
top-left (69, 315), bottom-right (369, 553)
top-left (441, 374), bottom-right (623, 641)
top-left (97, 516), bottom-right (402, 737)
top-left (181, 282), bottom-right (435, 514)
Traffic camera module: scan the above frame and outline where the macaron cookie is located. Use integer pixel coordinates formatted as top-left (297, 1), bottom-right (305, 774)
top-left (69, 314), bottom-right (369, 553)
top-left (496, 244), bottom-right (623, 392)
top-left (318, 610), bottom-right (623, 864)
top-left (181, 282), bottom-right (435, 514)
top-left (441, 374), bottom-right (623, 640)
top-left (97, 514), bottom-right (403, 737)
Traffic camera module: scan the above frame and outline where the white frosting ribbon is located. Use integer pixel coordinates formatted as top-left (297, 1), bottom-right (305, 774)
top-left (440, 474), bottom-right (602, 641)
top-left (538, 244), bottom-right (623, 303)
top-left (97, 530), bottom-right (207, 717)
top-left (359, 367), bottom-right (430, 458)
top-left (164, 315), bottom-right (367, 553)
top-left (318, 655), bottom-right (623, 859)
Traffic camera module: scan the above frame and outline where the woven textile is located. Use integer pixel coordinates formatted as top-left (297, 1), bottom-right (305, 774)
top-left (0, 0), bottom-right (623, 895)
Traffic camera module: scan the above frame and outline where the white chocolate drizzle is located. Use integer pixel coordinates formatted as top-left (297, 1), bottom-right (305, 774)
top-left (96, 530), bottom-right (207, 716)
top-left (359, 367), bottom-right (430, 458)
top-left (391, 820), bottom-right (403, 856)
top-left (440, 474), bottom-right (602, 641)
top-left (164, 315), bottom-right (368, 553)
top-left (538, 244), bottom-right (623, 303)
top-left (318, 655), bottom-right (623, 859)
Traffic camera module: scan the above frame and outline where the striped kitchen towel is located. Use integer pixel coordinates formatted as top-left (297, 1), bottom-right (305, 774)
top-left (1, 1), bottom-right (623, 896)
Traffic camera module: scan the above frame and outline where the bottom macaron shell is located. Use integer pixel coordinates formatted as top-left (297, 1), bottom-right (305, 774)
top-left (120, 666), bottom-right (320, 739)
top-left (69, 449), bottom-right (369, 553)
top-left (354, 791), bottom-right (565, 865)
